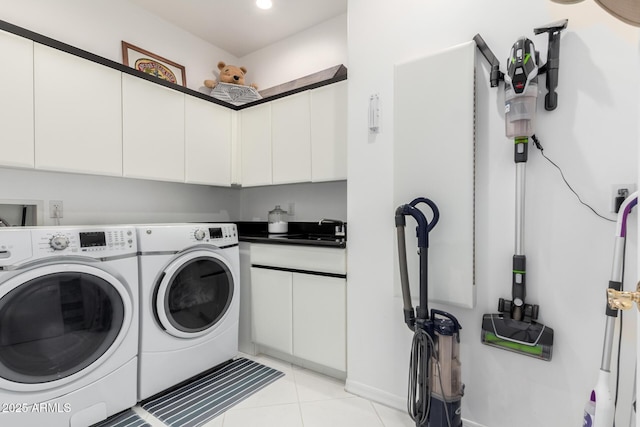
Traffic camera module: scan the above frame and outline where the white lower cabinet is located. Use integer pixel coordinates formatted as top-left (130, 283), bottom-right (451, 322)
top-left (251, 267), bottom-right (293, 355)
top-left (292, 273), bottom-right (346, 371)
top-left (250, 244), bottom-right (347, 372)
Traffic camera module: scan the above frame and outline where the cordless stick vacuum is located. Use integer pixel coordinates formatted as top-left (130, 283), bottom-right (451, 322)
top-left (395, 197), bottom-right (463, 427)
top-left (473, 20), bottom-right (568, 360)
top-left (593, 192), bottom-right (638, 426)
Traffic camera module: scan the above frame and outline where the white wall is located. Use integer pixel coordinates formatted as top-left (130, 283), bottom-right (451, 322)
top-left (0, 168), bottom-right (239, 225)
top-left (239, 181), bottom-right (347, 222)
top-left (346, 1), bottom-right (639, 427)
top-left (240, 13), bottom-right (348, 90)
top-left (0, 0), bottom-right (239, 92)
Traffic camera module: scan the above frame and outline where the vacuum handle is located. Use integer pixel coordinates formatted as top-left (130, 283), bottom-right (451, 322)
top-left (395, 198), bottom-right (439, 249)
top-left (396, 204), bottom-right (427, 248)
top-left (409, 197), bottom-right (440, 235)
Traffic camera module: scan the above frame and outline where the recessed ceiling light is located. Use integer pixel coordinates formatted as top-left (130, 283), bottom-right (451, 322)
top-left (256, 0), bottom-right (272, 10)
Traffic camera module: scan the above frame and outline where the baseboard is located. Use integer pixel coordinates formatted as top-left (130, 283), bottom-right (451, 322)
top-left (345, 378), bottom-right (488, 427)
top-left (344, 378), bottom-right (407, 411)
top-left (254, 345), bottom-right (347, 380)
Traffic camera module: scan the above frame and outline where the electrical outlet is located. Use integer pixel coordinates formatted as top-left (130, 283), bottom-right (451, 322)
top-left (288, 202), bottom-right (296, 216)
top-left (49, 200), bottom-right (63, 218)
top-left (611, 184), bottom-right (636, 213)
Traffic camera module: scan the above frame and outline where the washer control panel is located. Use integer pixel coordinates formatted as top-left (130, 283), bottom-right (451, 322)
top-left (33, 226), bottom-right (137, 257)
top-left (190, 224), bottom-right (237, 245)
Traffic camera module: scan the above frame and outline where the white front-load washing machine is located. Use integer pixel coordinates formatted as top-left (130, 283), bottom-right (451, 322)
top-left (0, 225), bottom-right (138, 427)
top-left (136, 223), bottom-right (239, 401)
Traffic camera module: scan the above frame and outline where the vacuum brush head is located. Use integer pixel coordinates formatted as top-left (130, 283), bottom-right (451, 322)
top-left (481, 313), bottom-right (553, 361)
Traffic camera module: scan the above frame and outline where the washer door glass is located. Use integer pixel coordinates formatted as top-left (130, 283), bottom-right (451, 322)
top-left (156, 252), bottom-right (234, 338)
top-left (0, 271), bottom-right (125, 384)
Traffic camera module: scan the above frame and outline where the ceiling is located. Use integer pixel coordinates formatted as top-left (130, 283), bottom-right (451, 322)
top-left (127, 0), bottom-right (348, 57)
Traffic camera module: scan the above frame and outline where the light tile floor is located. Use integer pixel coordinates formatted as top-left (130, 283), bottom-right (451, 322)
top-left (131, 353), bottom-right (416, 427)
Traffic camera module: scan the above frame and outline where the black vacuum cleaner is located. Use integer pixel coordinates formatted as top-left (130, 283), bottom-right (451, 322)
top-left (473, 20), bottom-right (567, 361)
top-left (395, 197), bottom-right (463, 427)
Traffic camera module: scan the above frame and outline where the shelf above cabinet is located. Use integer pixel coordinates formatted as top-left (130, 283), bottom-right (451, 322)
top-left (0, 16), bottom-right (347, 113)
top-left (242, 65), bottom-right (348, 109)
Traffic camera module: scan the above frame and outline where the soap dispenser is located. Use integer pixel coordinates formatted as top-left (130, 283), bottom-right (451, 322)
top-left (268, 205), bottom-right (288, 234)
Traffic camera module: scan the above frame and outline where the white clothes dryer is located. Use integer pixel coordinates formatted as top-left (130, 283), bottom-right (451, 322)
top-left (136, 223), bottom-right (239, 401)
top-left (0, 225), bottom-right (138, 427)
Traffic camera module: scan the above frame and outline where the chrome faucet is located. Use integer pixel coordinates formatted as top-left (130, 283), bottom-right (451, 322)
top-left (319, 218), bottom-right (345, 237)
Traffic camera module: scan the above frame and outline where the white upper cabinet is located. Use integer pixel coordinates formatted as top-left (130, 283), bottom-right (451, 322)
top-left (271, 91), bottom-right (312, 184)
top-left (185, 96), bottom-right (232, 186)
top-left (34, 44), bottom-right (123, 176)
top-left (240, 103), bottom-right (272, 187)
top-left (310, 81), bottom-right (347, 182)
top-left (122, 74), bottom-right (185, 182)
top-left (0, 20), bottom-right (348, 187)
top-left (0, 30), bottom-right (34, 169)
top-left (238, 82), bottom-right (347, 187)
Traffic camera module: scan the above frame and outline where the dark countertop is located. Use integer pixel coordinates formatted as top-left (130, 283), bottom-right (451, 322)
top-left (235, 221), bottom-right (347, 249)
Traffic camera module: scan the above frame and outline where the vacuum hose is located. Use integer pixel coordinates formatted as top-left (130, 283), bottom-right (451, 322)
top-left (396, 224), bottom-right (415, 328)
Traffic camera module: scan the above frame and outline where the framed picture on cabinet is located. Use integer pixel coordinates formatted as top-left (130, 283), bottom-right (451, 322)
top-left (121, 41), bottom-right (186, 87)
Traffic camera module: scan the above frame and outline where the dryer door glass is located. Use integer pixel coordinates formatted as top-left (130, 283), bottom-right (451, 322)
top-left (162, 256), bottom-right (233, 333)
top-left (0, 272), bottom-right (125, 384)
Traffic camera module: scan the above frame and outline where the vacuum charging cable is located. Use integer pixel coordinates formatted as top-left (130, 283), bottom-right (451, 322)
top-left (531, 134), bottom-right (615, 222)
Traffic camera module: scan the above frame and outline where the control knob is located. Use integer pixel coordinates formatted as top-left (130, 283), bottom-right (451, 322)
top-left (194, 229), bottom-right (206, 241)
top-left (50, 235), bottom-right (70, 250)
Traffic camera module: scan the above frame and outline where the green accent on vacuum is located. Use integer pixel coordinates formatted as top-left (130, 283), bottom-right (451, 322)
top-left (514, 137), bottom-right (528, 144)
top-left (481, 313), bottom-right (553, 361)
top-left (512, 270), bottom-right (526, 274)
top-left (483, 332), bottom-right (543, 356)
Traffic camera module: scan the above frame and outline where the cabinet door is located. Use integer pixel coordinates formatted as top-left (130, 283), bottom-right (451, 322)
top-left (250, 267), bottom-right (293, 354)
top-left (0, 30), bottom-right (34, 168)
top-left (310, 81), bottom-right (347, 182)
top-left (293, 273), bottom-right (346, 371)
top-left (34, 44), bottom-right (122, 176)
top-left (271, 91), bottom-right (311, 184)
top-left (240, 104), bottom-right (272, 187)
top-left (185, 96), bottom-right (232, 186)
top-left (122, 74), bottom-right (185, 182)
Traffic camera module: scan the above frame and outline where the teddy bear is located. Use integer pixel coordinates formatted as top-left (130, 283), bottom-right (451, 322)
top-left (204, 61), bottom-right (258, 90)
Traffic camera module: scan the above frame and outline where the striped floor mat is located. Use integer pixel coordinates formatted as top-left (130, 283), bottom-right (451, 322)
top-left (91, 409), bottom-right (150, 427)
top-left (141, 358), bottom-right (284, 427)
